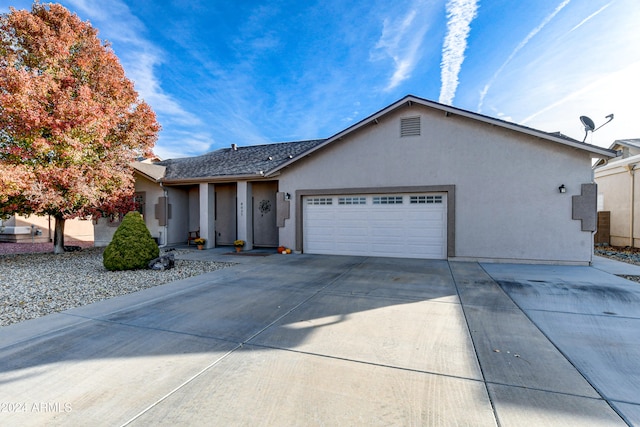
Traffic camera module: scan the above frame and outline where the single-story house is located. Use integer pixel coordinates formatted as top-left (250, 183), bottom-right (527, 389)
top-left (130, 95), bottom-right (616, 264)
top-left (0, 215), bottom-right (93, 243)
top-left (594, 139), bottom-right (640, 247)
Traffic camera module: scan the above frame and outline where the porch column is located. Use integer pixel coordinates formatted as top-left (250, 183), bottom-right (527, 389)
top-left (199, 183), bottom-right (215, 249)
top-left (237, 181), bottom-right (253, 250)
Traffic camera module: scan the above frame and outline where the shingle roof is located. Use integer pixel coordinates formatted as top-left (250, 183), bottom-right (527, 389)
top-left (158, 139), bottom-right (325, 182)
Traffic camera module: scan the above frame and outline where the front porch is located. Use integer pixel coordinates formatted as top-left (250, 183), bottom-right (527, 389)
top-left (170, 180), bottom-right (285, 251)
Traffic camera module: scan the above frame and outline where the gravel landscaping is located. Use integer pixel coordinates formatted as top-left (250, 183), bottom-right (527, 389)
top-left (595, 245), bottom-right (640, 283)
top-left (0, 245), bottom-right (234, 327)
top-left (595, 245), bottom-right (640, 265)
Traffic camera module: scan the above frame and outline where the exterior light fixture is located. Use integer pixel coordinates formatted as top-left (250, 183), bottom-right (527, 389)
top-left (559, 184), bottom-right (566, 193)
top-left (285, 193), bottom-right (291, 200)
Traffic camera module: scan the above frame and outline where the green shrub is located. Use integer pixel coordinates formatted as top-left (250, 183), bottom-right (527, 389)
top-left (103, 211), bottom-right (159, 271)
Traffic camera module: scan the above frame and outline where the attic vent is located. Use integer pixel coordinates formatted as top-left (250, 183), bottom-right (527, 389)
top-left (400, 116), bottom-right (421, 137)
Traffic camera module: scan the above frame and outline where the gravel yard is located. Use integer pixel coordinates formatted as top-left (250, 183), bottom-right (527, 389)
top-left (595, 245), bottom-right (640, 265)
top-left (595, 245), bottom-right (640, 283)
top-left (0, 244), bottom-right (233, 327)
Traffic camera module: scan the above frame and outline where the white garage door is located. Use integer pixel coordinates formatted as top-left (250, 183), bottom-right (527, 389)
top-left (303, 193), bottom-right (447, 259)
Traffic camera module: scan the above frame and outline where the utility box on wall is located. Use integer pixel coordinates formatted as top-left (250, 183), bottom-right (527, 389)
top-left (155, 197), bottom-right (172, 227)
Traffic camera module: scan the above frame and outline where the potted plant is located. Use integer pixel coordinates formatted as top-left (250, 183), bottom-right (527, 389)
top-left (234, 239), bottom-right (245, 252)
top-left (194, 237), bottom-right (205, 250)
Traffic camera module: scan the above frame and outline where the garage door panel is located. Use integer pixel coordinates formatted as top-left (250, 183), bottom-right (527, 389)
top-left (336, 243), bottom-right (369, 252)
top-left (303, 193), bottom-right (447, 259)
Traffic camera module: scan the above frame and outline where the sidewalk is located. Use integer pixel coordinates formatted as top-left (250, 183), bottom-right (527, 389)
top-left (592, 255), bottom-right (640, 275)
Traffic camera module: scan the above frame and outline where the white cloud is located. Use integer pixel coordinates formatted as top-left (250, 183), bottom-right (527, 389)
top-left (478, 0), bottom-right (640, 147)
top-left (439, 0), bottom-right (478, 105)
top-left (477, 0), bottom-right (571, 112)
top-left (60, 0), bottom-right (219, 160)
top-left (65, 0), bottom-right (201, 126)
top-left (371, 3), bottom-right (433, 91)
top-left (154, 131), bottom-right (215, 159)
top-left (569, 2), bottom-right (612, 32)
top-left (521, 60), bottom-right (640, 146)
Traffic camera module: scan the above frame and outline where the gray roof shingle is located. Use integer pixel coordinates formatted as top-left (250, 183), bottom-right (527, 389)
top-left (158, 139), bottom-right (325, 181)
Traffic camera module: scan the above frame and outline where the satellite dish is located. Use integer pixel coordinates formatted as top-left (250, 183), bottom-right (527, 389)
top-left (580, 116), bottom-right (595, 131)
top-left (595, 114), bottom-right (614, 131)
top-left (579, 114), bottom-right (613, 142)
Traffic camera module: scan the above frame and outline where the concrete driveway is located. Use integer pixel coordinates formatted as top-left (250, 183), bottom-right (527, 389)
top-left (0, 252), bottom-right (639, 426)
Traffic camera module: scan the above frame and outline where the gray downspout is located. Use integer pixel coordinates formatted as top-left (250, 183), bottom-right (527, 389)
top-left (631, 167), bottom-right (635, 248)
top-left (159, 182), bottom-right (168, 247)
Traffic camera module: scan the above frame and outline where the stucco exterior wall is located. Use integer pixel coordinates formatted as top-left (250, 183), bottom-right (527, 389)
top-left (188, 187), bottom-right (199, 232)
top-left (166, 188), bottom-right (189, 245)
top-left (133, 174), bottom-right (166, 244)
top-left (594, 157), bottom-right (640, 247)
top-left (131, 173), bottom-right (189, 246)
top-left (94, 174), bottom-right (191, 247)
top-left (277, 104), bottom-right (596, 264)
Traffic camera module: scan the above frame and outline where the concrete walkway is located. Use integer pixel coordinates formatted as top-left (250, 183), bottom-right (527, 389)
top-left (0, 251), bottom-right (638, 426)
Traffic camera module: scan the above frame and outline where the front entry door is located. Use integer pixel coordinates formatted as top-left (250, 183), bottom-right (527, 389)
top-left (252, 181), bottom-right (278, 247)
top-left (215, 183), bottom-right (237, 245)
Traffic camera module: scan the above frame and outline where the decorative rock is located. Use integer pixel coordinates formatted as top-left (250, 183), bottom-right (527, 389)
top-left (148, 253), bottom-right (175, 270)
top-left (0, 248), bottom-right (234, 327)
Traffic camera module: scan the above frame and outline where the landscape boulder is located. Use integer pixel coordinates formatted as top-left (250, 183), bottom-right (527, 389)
top-left (148, 253), bottom-right (175, 271)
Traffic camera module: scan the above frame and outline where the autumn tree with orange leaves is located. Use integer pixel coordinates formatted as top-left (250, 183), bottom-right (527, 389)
top-left (0, 2), bottom-right (160, 254)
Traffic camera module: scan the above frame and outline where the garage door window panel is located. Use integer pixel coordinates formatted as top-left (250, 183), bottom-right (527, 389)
top-left (373, 196), bottom-right (403, 204)
top-left (338, 197), bottom-right (366, 205)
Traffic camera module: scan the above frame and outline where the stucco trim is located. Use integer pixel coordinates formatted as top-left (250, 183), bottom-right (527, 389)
top-left (276, 192), bottom-right (290, 228)
top-left (572, 183), bottom-right (598, 232)
top-left (295, 185), bottom-right (455, 258)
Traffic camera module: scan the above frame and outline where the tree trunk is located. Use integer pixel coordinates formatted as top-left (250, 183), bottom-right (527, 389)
top-left (53, 215), bottom-right (66, 254)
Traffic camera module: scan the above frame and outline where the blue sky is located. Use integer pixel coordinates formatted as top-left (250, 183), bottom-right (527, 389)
top-left (3, 0), bottom-right (639, 159)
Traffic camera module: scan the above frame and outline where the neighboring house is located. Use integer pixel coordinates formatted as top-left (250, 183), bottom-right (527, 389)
top-left (132, 95), bottom-right (616, 264)
top-left (0, 215), bottom-right (93, 243)
top-left (594, 139), bottom-right (640, 247)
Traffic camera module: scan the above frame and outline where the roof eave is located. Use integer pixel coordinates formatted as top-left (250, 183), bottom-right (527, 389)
top-left (160, 173), bottom-right (266, 185)
top-left (607, 138), bottom-right (640, 150)
top-left (269, 95), bottom-right (616, 173)
top-left (134, 170), bottom-right (161, 183)
top-left (595, 152), bottom-right (640, 173)
top-left (406, 96), bottom-right (617, 158)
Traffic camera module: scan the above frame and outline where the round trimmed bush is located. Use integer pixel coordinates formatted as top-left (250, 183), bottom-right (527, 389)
top-left (103, 211), bottom-right (159, 271)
